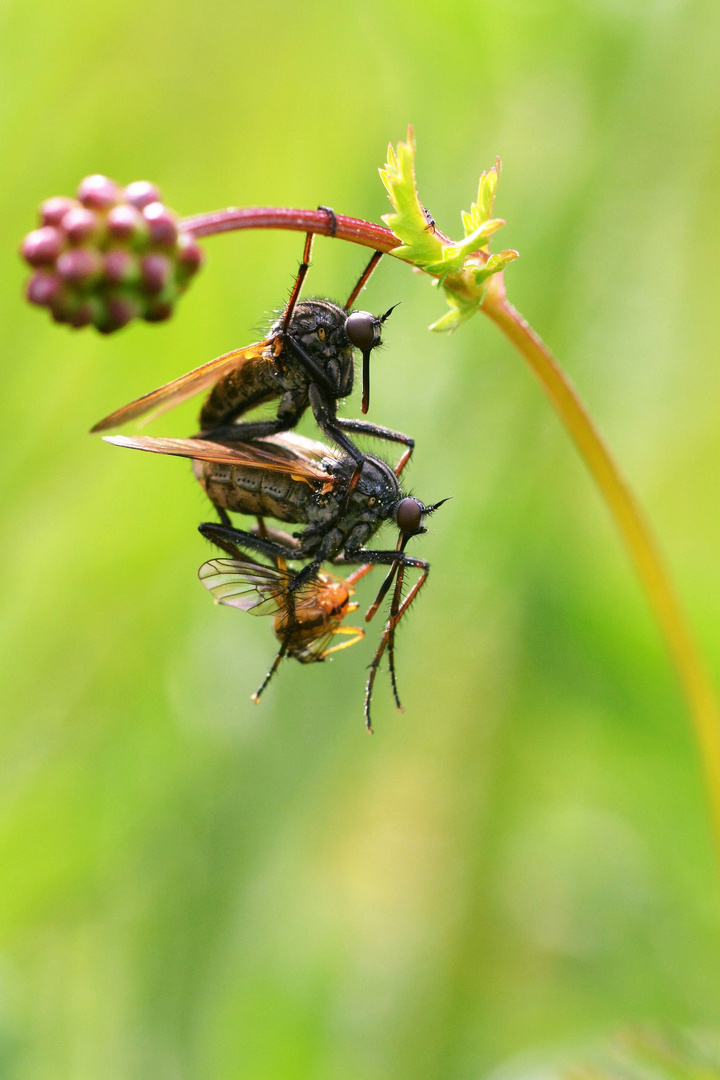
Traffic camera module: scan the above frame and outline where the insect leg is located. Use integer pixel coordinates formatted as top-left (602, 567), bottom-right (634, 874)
top-left (344, 250), bottom-right (383, 310)
top-left (199, 522), bottom-right (299, 562)
top-left (366, 561), bottom-right (430, 731)
top-left (345, 562), bottom-right (374, 587)
top-left (333, 549), bottom-right (429, 730)
top-left (215, 504), bottom-right (233, 529)
top-left (307, 384), bottom-right (365, 462)
top-left (364, 534), bottom-right (408, 622)
top-left (333, 416), bottom-right (415, 464)
top-left (320, 625), bottom-right (365, 657)
top-left (282, 233), bottom-right (315, 334)
top-left (334, 550), bottom-right (429, 574)
top-left (309, 387), bottom-right (415, 477)
top-left (286, 558), bottom-right (322, 593)
top-left (198, 390), bottom-right (307, 443)
top-left (285, 335), bottom-right (337, 395)
top-left (252, 637), bottom-right (290, 703)
top-left (393, 446), bottom-right (414, 478)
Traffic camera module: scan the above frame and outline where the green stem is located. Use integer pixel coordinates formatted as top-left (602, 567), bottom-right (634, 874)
top-left (482, 272), bottom-right (720, 859)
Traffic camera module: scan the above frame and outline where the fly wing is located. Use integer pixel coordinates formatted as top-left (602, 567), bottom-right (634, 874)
top-left (198, 557), bottom-right (290, 615)
top-left (102, 434), bottom-right (334, 482)
top-left (290, 626), bottom-right (340, 663)
top-left (90, 341), bottom-right (270, 433)
top-left (268, 431), bottom-right (343, 466)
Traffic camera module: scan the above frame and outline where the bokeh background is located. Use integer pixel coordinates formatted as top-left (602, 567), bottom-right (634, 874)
top-left (3, 0), bottom-right (720, 1076)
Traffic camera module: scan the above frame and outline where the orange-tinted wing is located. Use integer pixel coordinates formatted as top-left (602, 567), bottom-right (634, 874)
top-left (90, 340), bottom-right (270, 433)
top-left (102, 434), bottom-right (335, 483)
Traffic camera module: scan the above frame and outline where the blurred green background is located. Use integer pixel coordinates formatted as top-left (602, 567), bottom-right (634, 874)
top-left (3, 0), bottom-right (720, 1076)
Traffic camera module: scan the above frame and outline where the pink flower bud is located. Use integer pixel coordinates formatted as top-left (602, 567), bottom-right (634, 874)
top-left (26, 271), bottom-right (62, 306)
top-left (70, 300), bottom-right (100, 328)
top-left (106, 204), bottom-right (144, 242)
top-left (177, 234), bottom-right (204, 275)
top-left (125, 181), bottom-right (162, 209)
top-left (77, 174), bottom-right (121, 210)
top-left (142, 202), bottom-right (178, 247)
top-left (57, 247), bottom-right (102, 285)
top-left (22, 226), bottom-right (63, 266)
top-left (144, 300), bottom-right (173, 322)
top-left (140, 254), bottom-right (171, 294)
top-left (49, 287), bottom-right (77, 322)
top-left (40, 196), bottom-right (78, 226)
top-left (104, 250), bottom-right (139, 285)
top-left (105, 295), bottom-right (141, 330)
top-left (61, 206), bottom-right (98, 244)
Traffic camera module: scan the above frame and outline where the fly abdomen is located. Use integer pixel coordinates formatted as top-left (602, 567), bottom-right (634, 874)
top-left (199, 353), bottom-right (278, 430)
top-left (193, 457), bottom-right (317, 524)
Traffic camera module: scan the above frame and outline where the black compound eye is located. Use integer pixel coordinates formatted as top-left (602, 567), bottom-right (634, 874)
top-left (395, 498), bottom-right (423, 535)
top-left (345, 310), bottom-right (377, 351)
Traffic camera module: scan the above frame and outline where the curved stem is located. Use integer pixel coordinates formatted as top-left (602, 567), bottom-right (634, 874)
top-left (181, 206), bottom-right (400, 253)
top-left (482, 273), bottom-right (720, 860)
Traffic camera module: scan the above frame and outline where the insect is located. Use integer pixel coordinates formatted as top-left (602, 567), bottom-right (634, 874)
top-left (104, 431), bottom-right (447, 727)
top-left (91, 231), bottom-right (413, 466)
top-left (421, 204), bottom-right (436, 232)
top-left (198, 550), bottom-right (370, 701)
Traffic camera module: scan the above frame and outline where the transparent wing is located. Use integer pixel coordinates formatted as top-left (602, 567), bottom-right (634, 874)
top-left (198, 557), bottom-right (291, 615)
top-left (91, 341), bottom-right (270, 433)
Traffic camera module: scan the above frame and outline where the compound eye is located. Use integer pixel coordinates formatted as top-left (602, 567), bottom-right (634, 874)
top-left (395, 497), bottom-right (423, 535)
top-left (345, 310), bottom-right (377, 351)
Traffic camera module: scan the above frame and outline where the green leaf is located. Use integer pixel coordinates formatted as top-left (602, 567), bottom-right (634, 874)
top-left (380, 130), bottom-right (518, 332)
top-left (461, 163), bottom-right (500, 236)
top-left (428, 290), bottom-right (481, 333)
top-left (379, 127), bottom-right (446, 268)
top-left (473, 249), bottom-right (520, 285)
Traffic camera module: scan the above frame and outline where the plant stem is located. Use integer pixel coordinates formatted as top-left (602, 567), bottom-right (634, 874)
top-left (481, 273), bottom-right (720, 860)
top-left (182, 207), bottom-right (399, 252)
top-left (181, 204), bottom-right (720, 856)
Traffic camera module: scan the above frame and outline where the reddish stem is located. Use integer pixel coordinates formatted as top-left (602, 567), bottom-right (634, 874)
top-left (181, 207), bottom-right (400, 253)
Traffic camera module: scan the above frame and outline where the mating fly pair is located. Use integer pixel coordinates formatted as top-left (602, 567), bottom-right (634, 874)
top-left (107, 430), bottom-right (447, 729)
top-left (96, 226), bottom-right (445, 726)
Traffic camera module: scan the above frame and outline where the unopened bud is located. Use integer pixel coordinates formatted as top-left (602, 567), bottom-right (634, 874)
top-left (105, 294), bottom-right (141, 331)
top-left (104, 249), bottom-right (139, 286)
top-left (61, 206), bottom-right (98, 245)
top-left (23, 175), bottom-right (205, 332)
top-left (177, 234), bottom-right (204, 277)
top-left (144, 300), bottom-right (174, 322)
top-left (49, 286), bottom-right (77, 322)
top-left (70, 299), bottom-right (102, 328)
top-left (22, 226), bottom-right (63, 266)
top-left (125, 181), bottom-right (161, 209)
top-left (77, 174), bottom-right (121, 210)
top-left (26, 271), bottom-right (62, 306)
top-left (142, 202), bottom-right (178, 247)
top-left (40, 196), bottom-right (78, 227)
top-left (57, 247), bottom-right (102, 285)
top-left (140, 254), bottom-right (171, 294)
top-left (106, 204), bottom-right (144, 243)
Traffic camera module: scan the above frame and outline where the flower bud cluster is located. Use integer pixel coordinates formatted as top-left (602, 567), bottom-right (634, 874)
top-left (21, 175), bottom-right (204, 333)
